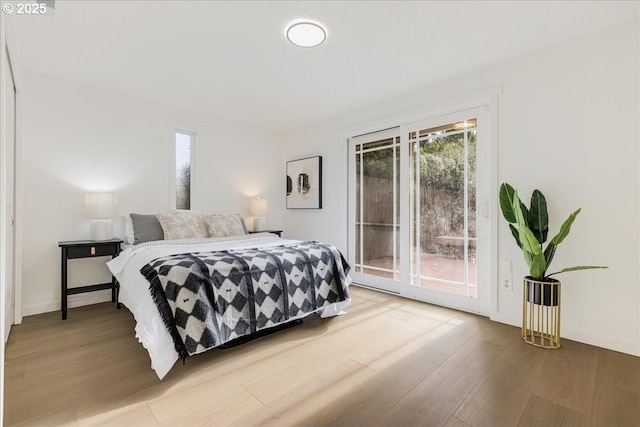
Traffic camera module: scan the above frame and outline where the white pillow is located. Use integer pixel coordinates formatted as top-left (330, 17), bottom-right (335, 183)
top-left (156, 214), bottom-right (207, 240)
top-left (124, 215), bottom-right (134, 244)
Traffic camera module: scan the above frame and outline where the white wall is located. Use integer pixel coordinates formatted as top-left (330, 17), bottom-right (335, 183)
top-left (1, 9), bottom-right (15, 424)
top-left (283, 20), bottom-right (640, 356)
top-left (21, 72), bottom-right (284, 316)
top-left (1, 11), bottom-right (10, 337)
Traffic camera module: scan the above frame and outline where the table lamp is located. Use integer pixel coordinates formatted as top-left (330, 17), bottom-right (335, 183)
top-left (249, 197), bottom-right (269, 232)
top-left (84, 192), bottom-right (117, 240)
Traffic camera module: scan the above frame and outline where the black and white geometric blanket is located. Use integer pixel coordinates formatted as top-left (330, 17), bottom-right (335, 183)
top-left (140, 241), bottom-right (351, 360)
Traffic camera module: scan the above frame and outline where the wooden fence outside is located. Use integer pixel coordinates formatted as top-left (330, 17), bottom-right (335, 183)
top-left (357, 175), bottom-right (476, 261)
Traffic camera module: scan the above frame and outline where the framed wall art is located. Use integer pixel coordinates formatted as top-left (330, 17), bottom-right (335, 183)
top-left (286, 156), bottom-right (322, 209)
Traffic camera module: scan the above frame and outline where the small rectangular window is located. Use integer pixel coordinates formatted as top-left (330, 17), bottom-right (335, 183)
top-left (175, 131), bottom-right (194, 211)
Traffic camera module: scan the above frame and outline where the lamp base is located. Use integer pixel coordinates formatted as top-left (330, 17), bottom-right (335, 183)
top-left (253, 217), bottom-right (266, 232)
top-left (90, 219), bottom-right (113, 241)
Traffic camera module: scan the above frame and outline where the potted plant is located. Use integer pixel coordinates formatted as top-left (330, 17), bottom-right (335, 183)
top-left (499, 183), bottom-right (607, 348)
top-left (499, 182), bottom-right (607, 284)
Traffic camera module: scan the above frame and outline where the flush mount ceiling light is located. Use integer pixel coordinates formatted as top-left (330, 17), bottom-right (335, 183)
top-left (286, 21), bottom-right (326, 48)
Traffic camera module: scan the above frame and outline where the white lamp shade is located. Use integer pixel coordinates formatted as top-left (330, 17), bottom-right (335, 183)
top-left (84, 192), bottom-right (117, 219)
top-left (249, 197), bottom-right (269, 217)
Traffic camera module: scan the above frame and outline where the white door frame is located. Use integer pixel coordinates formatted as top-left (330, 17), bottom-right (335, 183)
top-left (345, 89), bottom-right (499, 316)
top-left (347, 127), bottom-right (402, 294)
top-left (1, 15), bottom-right (24, 336)
top-left (1, 11), bottom-right (24, 425)
top-left (399, 106), bottom-right (490, 314)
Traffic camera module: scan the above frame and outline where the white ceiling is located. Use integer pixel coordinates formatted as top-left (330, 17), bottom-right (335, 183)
top-left (9, 1), bottom-right (638, 131)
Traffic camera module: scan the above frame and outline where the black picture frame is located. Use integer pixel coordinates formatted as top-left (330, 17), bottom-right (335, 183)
top-left (286, 156), bottom-right (322, 209)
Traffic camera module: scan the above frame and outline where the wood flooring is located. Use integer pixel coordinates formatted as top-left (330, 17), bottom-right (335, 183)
top-left (4, 286), bottom-right (640, 426)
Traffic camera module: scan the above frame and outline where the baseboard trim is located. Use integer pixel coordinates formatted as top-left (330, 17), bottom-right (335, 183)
top-left (4, 305), bottom-right (14, 343)
top-left (489, 312), bottom-right (519, 328)
top-left (490, 313), bottom-right (640, 357)
top-left (562, 326), bottom-right (640, 357)
top-left (22, 290), bottom-right (112, 317)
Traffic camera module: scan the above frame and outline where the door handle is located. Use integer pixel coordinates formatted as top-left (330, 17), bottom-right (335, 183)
top-left (478, 201), bottom-right (489, 219)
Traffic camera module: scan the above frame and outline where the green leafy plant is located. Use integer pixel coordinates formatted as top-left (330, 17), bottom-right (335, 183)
top-left (499, 183), bottom-right (607, 280)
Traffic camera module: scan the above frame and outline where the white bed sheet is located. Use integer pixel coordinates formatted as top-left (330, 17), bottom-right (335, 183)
top-left (107, 233), bottom-right (351, 379)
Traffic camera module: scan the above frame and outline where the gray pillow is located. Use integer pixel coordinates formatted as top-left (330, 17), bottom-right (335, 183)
top-left (239, 217), bottom-right (248, 234)
top-left (130, 213), bottom-right (164, 245)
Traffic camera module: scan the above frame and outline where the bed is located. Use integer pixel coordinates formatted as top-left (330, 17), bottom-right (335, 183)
top-left (107, 221), bottom-right (352, 380)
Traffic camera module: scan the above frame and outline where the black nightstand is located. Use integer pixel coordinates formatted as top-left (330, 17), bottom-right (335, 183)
top-left (249, 230), bottom-right (283, 237)
top-left (58, 238), bottom-right (123, 320)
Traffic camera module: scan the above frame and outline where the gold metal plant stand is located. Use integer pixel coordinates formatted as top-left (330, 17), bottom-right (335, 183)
top-left (522, 277), bottom-right (561, 349)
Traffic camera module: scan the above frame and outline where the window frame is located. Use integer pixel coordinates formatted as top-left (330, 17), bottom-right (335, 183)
top-left (168, 121), bottom-right (198, 212)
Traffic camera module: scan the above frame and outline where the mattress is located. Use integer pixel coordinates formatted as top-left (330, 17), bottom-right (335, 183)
top-left (107, 233), bottom-right (351, 379)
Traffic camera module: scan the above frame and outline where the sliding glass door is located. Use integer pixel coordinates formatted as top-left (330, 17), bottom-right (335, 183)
top-left (407, 114), bottom-right (479, 309)
top-left (348, 128), bottom-right (401, 293)
top-left (348, 107), bottom-right (492, 314)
